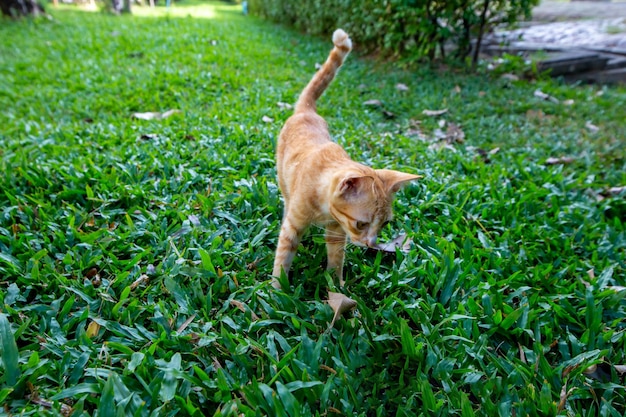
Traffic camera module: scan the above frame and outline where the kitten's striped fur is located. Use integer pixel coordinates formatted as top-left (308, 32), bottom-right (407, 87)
top-left (272, 29), bottom-right (420, 289)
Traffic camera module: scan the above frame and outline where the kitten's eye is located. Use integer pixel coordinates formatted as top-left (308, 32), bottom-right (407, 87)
top-left (355, 221), bottom-right (369, 231)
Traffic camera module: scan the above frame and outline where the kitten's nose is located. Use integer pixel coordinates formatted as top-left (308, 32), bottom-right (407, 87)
top-left (365, 237), bottom-right (377, 247)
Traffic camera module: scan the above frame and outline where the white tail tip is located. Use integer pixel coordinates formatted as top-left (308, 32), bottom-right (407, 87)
top-left (332, 29), bottom-right (352, 51)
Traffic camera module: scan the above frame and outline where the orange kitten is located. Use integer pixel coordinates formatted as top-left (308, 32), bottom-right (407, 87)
top-left (272, 29), bottom-right (420, 289)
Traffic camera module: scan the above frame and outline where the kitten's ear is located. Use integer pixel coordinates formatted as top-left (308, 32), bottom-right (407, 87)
top-left (337, 175), bottom-right (372, 198)
top-left (376, 169), bottom-right (422, 194)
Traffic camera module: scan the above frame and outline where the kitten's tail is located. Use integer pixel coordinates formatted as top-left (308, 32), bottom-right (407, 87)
top-left (294, 29), bottom-right (352, 114)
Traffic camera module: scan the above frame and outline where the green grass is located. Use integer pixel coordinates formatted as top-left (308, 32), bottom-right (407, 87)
top-left (1, 1), bottom-right (626, 415)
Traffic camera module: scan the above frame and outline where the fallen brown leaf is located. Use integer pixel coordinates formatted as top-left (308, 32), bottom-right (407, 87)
top-left (319, 364), bottom-right (338, 374)
top-left (132, 109), bottom-right (181, 120)
top-left (585, 121), bottom-right (600, 133)
top-left (428, 142), bottom-right (457, 152)
top-left (500, 73), bottom-right (519, 81)
top-left (614, 365), bottom-right (626, 375)
top-left (471, 147), bottom-right (500, 163)
top-left (422, 108), bottom-right (448, 117)
top-left (130, 274), bottom-right (149, 290)
top-left (395, 83), bottom-right (409, 92)
top-left (230, 299), bottom-right (260, 320)
top-left (405, 128), bottom-right (427, 141)
top-left (28, 393), bottom-right (73, 417)
top-left (86, 320), bottom-right (101, 339)
top-left (534, 89), bottom-right (559, 103)
top-left (446, 123), bottom-right (465, 143)
top-left (557, 381), bottom-right (568, 413)
top-left (382, 110), bottom-right (396, 119)
top-left (363, 99), bottom-right (383, 107)
top-left (328, 292), bottom-right (357, 328)
top-left (277, 101), bottom-right (293, 110)
top-left (545, 156), bottom-right (575, 166)
top-left (518, 343), bottom-right (527, 364)
top-left (176, 313), bottom-right (197, 333)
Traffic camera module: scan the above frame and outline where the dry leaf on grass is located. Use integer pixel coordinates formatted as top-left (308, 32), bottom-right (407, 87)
top-left (27, 393), bottom-right (73, 417)
top-left (500, 73), bottom-right (519, 81)
top-left (395, 83), bottom-right (409, 92)
top-left (470, 146), bottom-right (500, 163)
top-left (405, 127), bottom-right (427, 141)
top-left (86, 320), bottom-right (101, 339)
top-left (557, 382), bottom-right (569, 414)
top-left (382, 109), bottom-right (396, 119)
top-left (230, 299), bottom-right (260, 320)
top-left (328, 291), bottom-right (357, 328)
top-left (534, 89), bottom-right (559, 103)
top-left (363, 99), bottom-right (383, 107)
top-left (428, 122), bottom-right (465, 152)
top-left (176, 313), bottom-right (197, 333)
top-left (373, 233), bottom-right (413, 253)
top-left (615, 365), bottom-right (626, 375)
top-left (130, 274), bottom-right (149, 290)
top-left (277, 101), bottom-right (293, 110)
top-left (585, 121), bottom-right (600, 133)
top-left (132, 109), bottom-right (181, 120)
top-left (593, 185), bottom-right (626, 201)
top-left (363, 99), bottom-right (395, 118)
top-left (422, 108), bottom-right (448, 117)
top-left (545, 156), bottom-right (575, 166)
top-left (608, 186), bottom-right (626, 195)
top-left (445, 123), bottom-right (465, 143)
top-left (428, 142), bottom-right (457, 152)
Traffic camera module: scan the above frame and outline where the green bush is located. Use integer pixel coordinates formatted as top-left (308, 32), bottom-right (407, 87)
top-left (249, 0), bottom-right (539, 65)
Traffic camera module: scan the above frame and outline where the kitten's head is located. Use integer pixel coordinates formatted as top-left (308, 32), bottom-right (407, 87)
top-left (330, 168), bottom-right (421, 247)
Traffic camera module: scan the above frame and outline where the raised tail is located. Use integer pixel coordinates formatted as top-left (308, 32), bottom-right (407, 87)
top-left (294, 29), bottom-right (352, 114)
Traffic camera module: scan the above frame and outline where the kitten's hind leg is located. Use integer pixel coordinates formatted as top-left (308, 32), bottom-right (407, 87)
top-left (272, 216), bottom-right (304, 289)
top-left (325, 223), bottom-right (347, 287)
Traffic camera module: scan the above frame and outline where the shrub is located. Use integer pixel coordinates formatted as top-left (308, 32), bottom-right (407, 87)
top-left (249, 0), bottom-right (539, 65)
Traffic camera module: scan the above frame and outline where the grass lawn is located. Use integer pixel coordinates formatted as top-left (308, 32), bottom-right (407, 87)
top-left (1, 1), bottom-right (625, 415)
